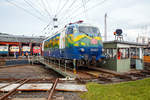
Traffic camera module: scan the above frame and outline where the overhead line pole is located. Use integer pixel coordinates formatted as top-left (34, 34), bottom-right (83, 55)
top-left (104, 13), bottom-right (107, 41)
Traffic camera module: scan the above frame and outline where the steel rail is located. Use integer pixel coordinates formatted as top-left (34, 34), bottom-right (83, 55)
top-left (0, 79), bottom-right (29, 100)
top-left (0, 79), bottom-right (25, 90)
top-left (48, 78), bottom-right (59, 100)
top-left (0, 78), bottom-right (54, 82)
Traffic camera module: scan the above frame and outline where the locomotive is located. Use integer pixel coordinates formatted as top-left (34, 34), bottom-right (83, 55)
top-left (42, 21), bottom-right (104, 67)
top-left (9, 46), bottom-right (19, 55)
top-left (22, 46), bottom-right (30, 55)
top-left (33, 46), bottom-right (41, 55)
top-left (0, 45), bottom-right (8, 56)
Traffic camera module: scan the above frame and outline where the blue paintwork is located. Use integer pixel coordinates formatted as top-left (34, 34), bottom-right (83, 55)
top-left (44, 46), bottom-right (104, 61)
top-left (22, 51), bottom-right (31, 55)
top-left (0, 51), bottom-right (8, 55)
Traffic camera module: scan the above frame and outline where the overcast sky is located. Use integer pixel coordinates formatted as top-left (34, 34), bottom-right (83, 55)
top-left (0, 0), bottom-right (150, 41)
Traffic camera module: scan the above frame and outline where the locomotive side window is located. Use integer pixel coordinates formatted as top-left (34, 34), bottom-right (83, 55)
top-left (67, 27), bottom-right (73, 34)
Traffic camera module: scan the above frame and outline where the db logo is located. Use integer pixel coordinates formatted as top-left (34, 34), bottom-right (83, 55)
top-left (91, 39), bottom-right (98, 44)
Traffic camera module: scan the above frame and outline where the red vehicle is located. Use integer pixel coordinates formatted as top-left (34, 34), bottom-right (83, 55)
top-left (33, 46), bottom-right (41, 55)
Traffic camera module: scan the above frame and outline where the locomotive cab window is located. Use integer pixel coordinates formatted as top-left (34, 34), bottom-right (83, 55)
top-left (79, 26), bottom-right (100, 37)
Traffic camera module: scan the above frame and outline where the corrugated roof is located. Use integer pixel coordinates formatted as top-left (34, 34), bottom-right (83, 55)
top-left (0, 33), bottom-right (45, 43)
top-left (104, 40), bottom-right (148, 46)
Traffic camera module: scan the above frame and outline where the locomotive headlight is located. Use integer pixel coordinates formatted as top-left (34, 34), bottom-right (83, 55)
top-left (102, 48), bottom-right (104, 52)
top-left (80, 48), bottom-right (85, 52)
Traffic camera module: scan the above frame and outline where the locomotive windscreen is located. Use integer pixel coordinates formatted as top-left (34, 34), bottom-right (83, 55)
top-left (79, 26), bottom-right (100, 36)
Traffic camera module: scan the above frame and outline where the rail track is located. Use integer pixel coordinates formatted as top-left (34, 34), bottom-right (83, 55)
top-left (0, 79), bottom-right (29, 100)
top-left (0, 57), bottom-right (150, 99)
top-left (37, 58), bottom-right (150, 84)
top-left (0, 78), bottom-right (66, 100)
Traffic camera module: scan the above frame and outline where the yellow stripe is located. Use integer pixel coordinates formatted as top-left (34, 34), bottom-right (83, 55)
top-left (74, 34), bottom-right (93, 42)
top-left (94, 37), bottom-right (102, 40)
top-left (74, 43), bottom-right (79, 46)
top-left (74, 34), bottom-right (86, 42)
top-left (81, 42), bottom-right (86, 46)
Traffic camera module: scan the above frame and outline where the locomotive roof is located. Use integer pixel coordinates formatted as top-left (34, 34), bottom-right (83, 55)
top-left (43, 23), bottom-right (99, 42)
top-left (69, 23), bottom-right (98, 27)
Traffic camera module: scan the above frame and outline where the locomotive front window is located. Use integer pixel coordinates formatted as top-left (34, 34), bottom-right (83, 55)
top-left (79, 26), bottom-right (100, 36)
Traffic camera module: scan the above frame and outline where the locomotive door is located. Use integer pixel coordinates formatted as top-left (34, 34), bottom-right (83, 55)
top-left (65, 26), bottom-right (74, 48)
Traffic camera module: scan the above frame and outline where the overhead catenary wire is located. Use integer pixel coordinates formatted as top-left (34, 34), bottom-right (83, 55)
top-left (45, 0), bottom-right (54, 17)
top-left (23, 0), bottom-right (47, 18)
top-left (55, 0), bottom-right (69, 16)
top-left (41, 0), bottom-right (52, 20)
top-left (59, 0), bottom-right (107, 25)
top-left (57, 0), bottom-right (78, 17)
top-left (42, 0), bottom-right (108, 36)
top-left (82, 0), bottom-right (88, 20)
top-left (36, 0), bottom-right (50, 16)
top-left (60, 0), bottom-right (91, 18)
top-left (6, 0), bottom-right (108, 37)
top-left (55, 0), bottom-right (62, 16)
top-left (5, 0), bottom-right (46, 23)
top-left (72, 0), bottom-right (108, 22)
top-left (58, 0), bottom-right (92, 24)
top-left (42, 0), bottom-right (55, 32)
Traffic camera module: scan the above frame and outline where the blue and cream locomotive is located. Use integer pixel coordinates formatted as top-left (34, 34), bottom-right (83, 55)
top-left (42, 21), bottom-right (104, 67)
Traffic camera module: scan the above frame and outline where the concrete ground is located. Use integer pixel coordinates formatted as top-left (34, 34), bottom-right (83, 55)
top-left (0, 64), bottom-right (61, 79)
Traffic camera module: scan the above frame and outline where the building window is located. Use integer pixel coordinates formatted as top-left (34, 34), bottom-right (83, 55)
top-left (117, 48), bottom-right (129, 59)
top-left (104, 48), bottom-right (117, 59)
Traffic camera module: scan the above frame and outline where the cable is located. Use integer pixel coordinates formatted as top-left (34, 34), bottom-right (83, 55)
top-left (55, 0), bottom-right (69, 16)
top-left (59, 0), bottom-right (107, 24)
top-left (82, 0), bottom-right (87, 20)
top-left (86, 0), bottom-right (108, 12)
top-left (58, 0), bottom-right (91, 23)
top-left (41, 0), bottom-right (52, 20)
top-left (55, 0), bottom-right (62, 16)
top-left (45, 0), bottom-right (53, 17)
top-left (61, 0), bottom-right (91, 18)
top-left (5, 0), bottom-right (46, 23)
top-left (23, 0), bottom-right (47, 18)
top-left (57, 0), bottom-right (77, 17)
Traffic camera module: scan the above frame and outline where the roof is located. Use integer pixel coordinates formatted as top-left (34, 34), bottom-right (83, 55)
top-left (0, 33), bottom-right (45, 43)
top-left (104, 40), bottom-right (148, 46)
